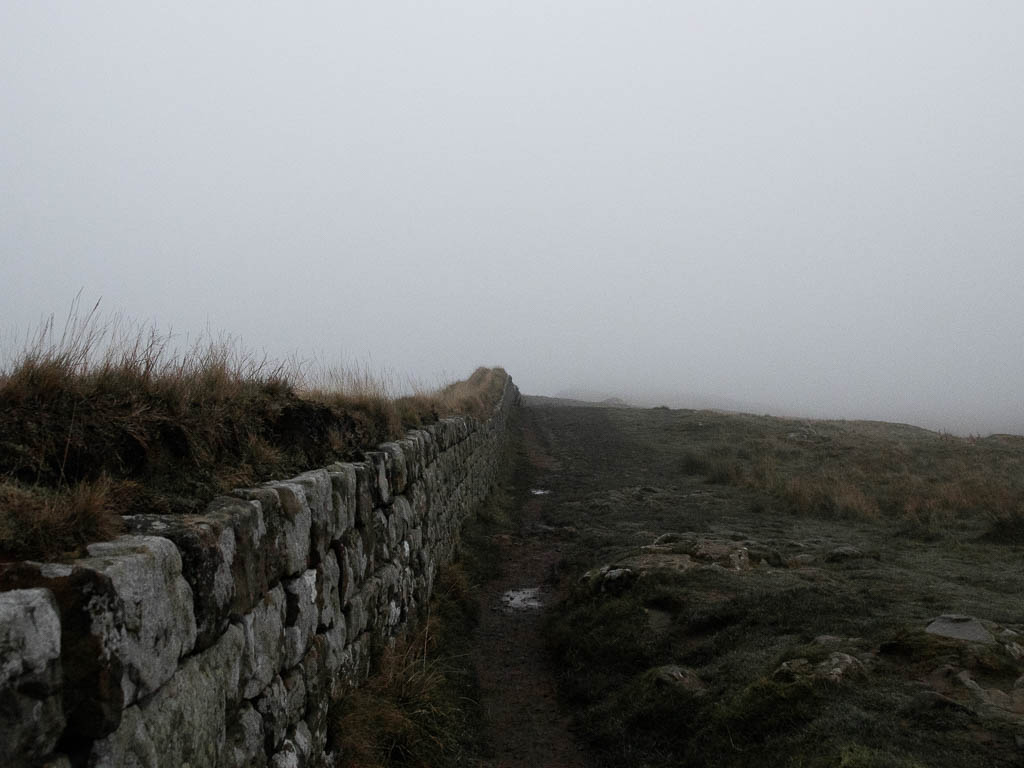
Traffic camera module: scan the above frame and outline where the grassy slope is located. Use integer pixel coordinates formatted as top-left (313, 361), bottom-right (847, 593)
top-left (536, 405), bottom-right (1024, 768)
top-left (0, 314), bottom-right (507, 559)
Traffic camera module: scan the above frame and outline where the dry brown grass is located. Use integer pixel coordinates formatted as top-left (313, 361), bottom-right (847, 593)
top-left (678, 415), bottom-right (1024, 539)
top-left (0, 303), bottom-right (508, 559)
top-left (328, 564), bottom-right (479, 768)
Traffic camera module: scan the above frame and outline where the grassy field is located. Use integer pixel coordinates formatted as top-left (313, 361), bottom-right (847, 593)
top-left (528, 402), bottom-right (1024, 767)
top-left (0, 305), bottom-right (507, 560)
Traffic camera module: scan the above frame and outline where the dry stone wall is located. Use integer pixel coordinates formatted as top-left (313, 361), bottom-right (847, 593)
top-left (0, 376), bottom-right (520, 768)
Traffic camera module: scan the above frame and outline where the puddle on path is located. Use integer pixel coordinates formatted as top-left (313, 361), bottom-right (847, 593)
top-left (501, 587), bottom-right (544, 611)
top-left (530, 488), bottom-right (551, 496)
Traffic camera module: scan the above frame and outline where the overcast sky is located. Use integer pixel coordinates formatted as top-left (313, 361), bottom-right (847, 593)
top-left (2, 1), bottom-right (1022, 434)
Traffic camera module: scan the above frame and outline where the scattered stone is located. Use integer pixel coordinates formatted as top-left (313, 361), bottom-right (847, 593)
top-left (926, 615), bottom-right (996, 645)
top-left (648, 665), bottom-right (705, 694)
top-left (815, 652), bottom-right (865, 683)
top-left (501, 588), bottom-right (543, 611)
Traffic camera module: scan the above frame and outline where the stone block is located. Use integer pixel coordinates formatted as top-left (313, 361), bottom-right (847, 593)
top-left (352, 463), bottom-right (375, 528)
top-left (270, 482), bottom-right (313, 576)
top-left (222, 702), bottom-right (267, 768)
top-left (315, 550), bottom-right (341, 631)
top-left (364, 451), bottom-right (392, 505)
top-left (89, 624), bottom-right (244, 768)
top-left (79, 536), bottom-right (197, 706)
top-left (326, 463), bottom-right (357, 535)
top-left (123, 509), bottom-right (237, 652)
top-left (293, 470), bottom-right (333, 563)
top-left (240, 585), bottom-right (286, 699)
top-left (283, 570), bottom-right (318, 669)
top-left (380, 442), bottom-right (409, 494)
top-left (0, 588), bottom-right (64, 767)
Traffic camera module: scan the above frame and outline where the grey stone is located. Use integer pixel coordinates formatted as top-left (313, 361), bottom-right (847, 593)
top-left (0, 560), bottom-right (127, 738)
top-left (123, 510), bottom-right (238, 651)
top-left (90, 624), bottom-right (244, 768)
top-left (352, 463), bottom-right (375, 527)
top-left (0, 589), bottom-right (65, 767)
top-left (222, 702), bottom-right (267, 768)
top-left (294, 470), bottom-right (333, 562)
top-left (345, 594), bottom-right (367, 637)
top-left (316, 551), bottom-right (342, 631)
top-left (269, 740), bottom-right (301, 768)
top-left (255, 675), bottom-right (289, 749)
top-left (326, 462), bottom-right (357, 534)
top-left (283, 570), bottom-right (318, 668)
top-left (81, 536), bottom-right (197, 705)
top-left (271, 482), bottom-right (313, 576)
top-left (240, 585), bottom-right (286, 699)
top-left (380, 442), bottom-right (409, 494)
top-left (364, 451), bottom-right (392, 505)
top-left (926, 614), bottom-right (996, 644)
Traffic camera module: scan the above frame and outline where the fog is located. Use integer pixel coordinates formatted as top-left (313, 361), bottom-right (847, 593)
top-left (2, 2), bottom-right (1022, 435)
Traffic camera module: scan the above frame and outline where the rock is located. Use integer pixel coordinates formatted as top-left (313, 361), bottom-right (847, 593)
top-left (0, 589), bottom-right (65, 766)
top-left (255, 676), bottom-right (290, 750)
top-left (222, 702), bottom-right (267, 768)
top-left (255, 669), bottom-right (305, 752)
top-left (315, 551), bottom-right (342, 631)
top-left (283, 570), bottom-right (318, 669)
top-left (926, 615), bottom-right (996, 645)
top-left (0, 560), bottom-right (127, 738)
top-left (774, 658), bottom-right (813, 681)
top-left (648, 665), bottom-right (705, 694)
top-left (364, 451), bottom-right (392, 506)
top-left (80, 536), bottom-right (197, 705)
top-left (293, 470), bottom-right (334, 564)
top-left (123, 509), bottom-right (239, 652)
top-left (774, 653), bottom-right (864, 684)
top-left (326, 463), bottom-right (357, 535)
top-left (89, 623), bottom-right (244, 768)
top-left (380, 443), bottom-right (409, 495)
top-left (814, 652), bottom-right (865, 683)
top-left (825, 546), bottom-right (864, 563)
top-left (240, 585), bottom-right (286, 699)
top-left (270, 483), bottom-right (313, 577)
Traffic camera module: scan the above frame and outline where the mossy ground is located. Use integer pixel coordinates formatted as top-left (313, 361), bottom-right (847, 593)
top-left (532, 401), bottom-right (1024, 768)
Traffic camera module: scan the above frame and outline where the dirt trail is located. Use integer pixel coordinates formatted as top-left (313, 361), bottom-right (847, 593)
top-left (470, 408), bottom-right (589, 768)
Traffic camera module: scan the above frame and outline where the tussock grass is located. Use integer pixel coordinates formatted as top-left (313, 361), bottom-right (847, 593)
top-left (328, 564), bottom-right (482, 768)
top-left (0, 302), bottom-right (507, 559)
top-left (678, 417), bottom-right (1024, 539)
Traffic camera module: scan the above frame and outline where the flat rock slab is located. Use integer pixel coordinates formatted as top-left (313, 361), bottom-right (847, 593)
top-left (926, 614), bottom-right (995, 644)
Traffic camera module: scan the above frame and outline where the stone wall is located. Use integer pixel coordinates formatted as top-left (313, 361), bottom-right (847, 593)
top-left (0, 375), bottom-right (520, 768)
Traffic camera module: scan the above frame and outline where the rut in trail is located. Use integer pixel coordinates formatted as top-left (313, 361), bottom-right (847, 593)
top-left (469, 408), bottom-right (589, 768)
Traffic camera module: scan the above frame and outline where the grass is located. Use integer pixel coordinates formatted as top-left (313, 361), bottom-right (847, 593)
top-left (328, 565), bottom-right (481, 768)
top-left (674, 413), bottom-right (1024, 541)
top-left (0, 302), bottom-right (508, 559)
top-left (530, 403), bottom-right (1024, 768)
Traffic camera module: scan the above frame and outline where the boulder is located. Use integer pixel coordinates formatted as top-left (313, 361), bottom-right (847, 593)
top-left (926, 614), bottom-right (995, 645)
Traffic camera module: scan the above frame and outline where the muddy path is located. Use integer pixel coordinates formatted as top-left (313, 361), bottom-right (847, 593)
top-left (469, 406), bottom-right (589, 768)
